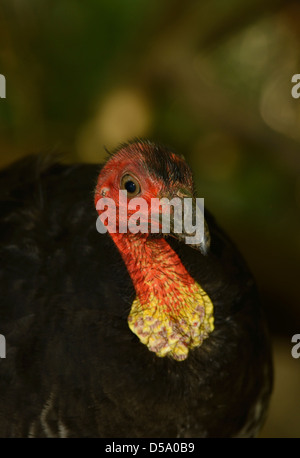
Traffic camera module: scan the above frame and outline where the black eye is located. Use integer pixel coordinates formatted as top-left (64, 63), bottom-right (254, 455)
top-left (120, 174), bottom-right (141, 197)
top-left (125, 180), bottom-right (136, 193)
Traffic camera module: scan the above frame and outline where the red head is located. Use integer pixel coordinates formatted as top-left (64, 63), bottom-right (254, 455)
top-left (94, 140), bottom-right (209, 252)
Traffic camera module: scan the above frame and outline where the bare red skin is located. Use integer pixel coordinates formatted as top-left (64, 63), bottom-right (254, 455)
top-left (94, 145), bottom-right (195, 315)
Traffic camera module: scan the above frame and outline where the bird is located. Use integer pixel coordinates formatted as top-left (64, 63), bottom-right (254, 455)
top-left (0, 139), bottom-right (272, 438)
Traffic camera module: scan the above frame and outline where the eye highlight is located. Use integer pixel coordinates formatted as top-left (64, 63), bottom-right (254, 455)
top-left (120, 174), bottom-right (141, 197)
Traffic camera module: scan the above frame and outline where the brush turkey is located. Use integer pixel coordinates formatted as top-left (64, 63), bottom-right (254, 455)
top-left (0, 140), bottom-right (272, 437)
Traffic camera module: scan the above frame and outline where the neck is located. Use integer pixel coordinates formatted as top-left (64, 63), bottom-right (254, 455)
top-left (110, 232), bottom-right (214, 361)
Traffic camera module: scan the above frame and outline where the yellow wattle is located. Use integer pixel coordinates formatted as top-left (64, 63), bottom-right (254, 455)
top-left (109, 232), bottom-right (214, 361)
top-left (128, 280), bottom-right (214, 361)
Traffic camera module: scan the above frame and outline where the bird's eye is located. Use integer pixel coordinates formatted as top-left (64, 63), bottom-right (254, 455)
top-left (120, 174), bottom-right (141, 197)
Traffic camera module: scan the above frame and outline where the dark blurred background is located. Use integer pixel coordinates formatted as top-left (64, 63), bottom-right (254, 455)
top-left (0, 0), bottom-right (299, 437)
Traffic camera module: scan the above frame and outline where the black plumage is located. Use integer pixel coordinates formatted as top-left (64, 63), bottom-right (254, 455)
top-left (0, 143), bottom-right (272, 437)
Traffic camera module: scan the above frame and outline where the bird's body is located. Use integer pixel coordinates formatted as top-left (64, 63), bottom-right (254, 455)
top-left (0, 142), bottom-right (272, 437)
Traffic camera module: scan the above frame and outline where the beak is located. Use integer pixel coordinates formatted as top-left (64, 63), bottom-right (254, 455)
top-left (161, 188), bottom-right (211, 256)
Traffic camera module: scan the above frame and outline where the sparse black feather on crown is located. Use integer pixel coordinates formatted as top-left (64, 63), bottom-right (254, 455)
top-left (110, 139), bottom-right (194, 190)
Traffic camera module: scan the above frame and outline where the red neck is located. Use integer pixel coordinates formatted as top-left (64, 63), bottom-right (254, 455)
top-left (108, 231), bottom-right (214, 362)
top-left (110, 232), bottom-right (194, 311)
